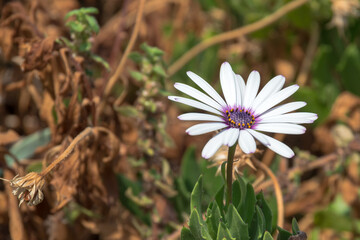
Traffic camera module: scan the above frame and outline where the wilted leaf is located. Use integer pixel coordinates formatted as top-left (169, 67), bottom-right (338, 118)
top-left (0, 130), bottom-right (19, 145)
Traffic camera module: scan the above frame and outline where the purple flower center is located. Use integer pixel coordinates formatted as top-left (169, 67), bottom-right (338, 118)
top-left (224, 108), bottom-right (256, 129)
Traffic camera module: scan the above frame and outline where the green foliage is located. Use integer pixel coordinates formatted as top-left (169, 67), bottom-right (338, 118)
top-left (129, 43), bottom-right (167, 88)
top-left (172, 147), bottom-right (223, 221)
top-left (313, 195), bottom-right (360, 234)
top-left (191, 176), bottom-right (203, 215)
top-left (4, 128), bottom-right (51, 168)
top-left (337, 44), bottom-right (360, 96)
top-left (116, 174), bottom-right (151, 225)
top-left (181, 175), bottom-right (302, 240)
top-left (64, 202), bottom-right (99, 224)
top-left (60, 7), bottom-right (110, 71)
top-left (277, 218), bottom-right (304, 240)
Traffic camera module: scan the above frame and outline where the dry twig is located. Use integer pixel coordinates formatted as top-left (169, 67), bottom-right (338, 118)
top-left (167, 0), bottom-right (309, 76)
top-left (97, 0), bottom-right (146, 121)
top-left (253, 158), bottom-right (284, 229)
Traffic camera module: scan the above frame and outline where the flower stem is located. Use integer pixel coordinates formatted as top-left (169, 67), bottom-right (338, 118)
top-left (226, 144), bottom-right (236, 205)
top-left (40, 127), bottom-right (93, 177)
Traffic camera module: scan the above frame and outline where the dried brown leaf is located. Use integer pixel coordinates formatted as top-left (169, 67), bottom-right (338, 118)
top-left (21, 37), bottom-right (56, 71)
top-left (340, 178), bottom-right (358, 205)
top-left (313, 126), bottom-right (336, 154)
top-left (0, 130), bottom-right (20, 145)
top-left (40, 91), bottom-right (56, 134)
top-left (3, 169), bottom-right (28, 240)
top-left (328, 92), bottom-right (360, 131)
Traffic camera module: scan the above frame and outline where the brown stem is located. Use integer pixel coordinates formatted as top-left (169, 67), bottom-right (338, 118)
top-left (97, 0), bottom-right (146, 121)
top-left (296, 23), bottom-right (319, 86)
top-left (253, 158), bottom-right (284, 229)
top-left (40, 127), bottom-right (93, 177)
top-left (167, 0), bottom-right (309, 76)
top-left (255, 153), bottom-right (339, 192)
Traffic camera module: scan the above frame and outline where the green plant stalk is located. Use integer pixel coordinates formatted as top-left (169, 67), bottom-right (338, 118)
top-left (226, 144), bottom-right (236, 205)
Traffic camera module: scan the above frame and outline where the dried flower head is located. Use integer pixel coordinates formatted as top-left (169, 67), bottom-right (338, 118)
top-left (1, 172), bottom-right (45, 206)
top-left (329, 0), bottom-right (360, 34)
top-left (209, 146), bottom-right (257, 178)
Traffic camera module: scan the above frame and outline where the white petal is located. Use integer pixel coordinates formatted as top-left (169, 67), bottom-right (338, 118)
top-left (254, 84), bottom-right (299, 116)
top-left (224, 128), bottom-right (240, 146)
top-left (259, 101), bottom-right (307, 119)
top-left (234, 74), bottom-right (242, 106)
top-left (243, 71), bottom-right (260, 109)
top-left (260, 112), bottom-right (318, 124)
top-left (220, 62), bottom-right (237, 106)
top-left (187, 71), bottom-right (227, 107)
top-left (238, 130), bottom-right (256, 154)
top-left (186, 123), bottom-right (227, 135)
top-left (236, 74), bottom-right (246, 105)
top-left (251, 75), bottom-right (285, 110)
top-left (201, 130), bottom-right (227, 159)
top-left (178, 113), bottom-right (224, 122)
top-left (255, 123), bottom-right (306, 135)
top-left (174, 83), bottom-right (223, 111)
top-left (246, 129), bottom-right (270, 146)
top-left (168, 96), bottom-right (222, 115)
top-left (252, 131), bottom-right (294, 158)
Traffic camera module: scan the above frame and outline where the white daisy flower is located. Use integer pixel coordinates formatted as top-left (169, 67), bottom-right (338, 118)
top-left (169, 62), bottom-right (317, 159)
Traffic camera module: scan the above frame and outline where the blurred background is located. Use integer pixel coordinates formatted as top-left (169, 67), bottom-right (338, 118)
top-left (0, 0), bottom-right (359, 239)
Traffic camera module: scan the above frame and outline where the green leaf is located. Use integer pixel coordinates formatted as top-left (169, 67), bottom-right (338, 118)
top-left (181, 146), bottom-right (201, 190)
top-left (249, 206), bottom-right (265, 240)
top-left (238, 176), bottom-right (248, 218)
top-left (85, 15), bottom-right (99, 33)
top-left (130, 71), bottom-right (144, 81)
top-left (176, 177), bottom-right (191, 199)
top-left (242, 183), bottom-right (256, 225)
top-left (262, 232), bottom-right (273, 240)
top-left (153, 65), bottom-right (167, 77)
top-left (215, 186), bottom-right (225, 216)
top-left (256, 192), bottom-right (272, 232)
top-left (232, 180), bottom-right (241, 209)
top-left (201, 226), bottom-right (213, 240)
top-left (291, 218), bottom-right (300, 235)
top-left (116, 174), bottom-right (151, 225)
top-left (337, 44), bottom-right (360, 95)
top-left (201, 159), bottom-right (223, 197)
top-left (5, 128), bottom-right (51, 167)
top-left (141, 43), bottom-right (164, 58)
top-left (91, 54), bottom-right (110, 71)
top-left (59, 37), bottom-right (73, 49)
top-left (276, 227), bottom-right (292, 240)
top-left (181, 227), bottom-right (196, 240)
top-left (129, 52), bottom-right (143, 63)
top-left (78, 41), bottom-right (91, 52)
top-left (189, 209), bottom-right (205, 240)
top-left (66, 21), bottom-right (85, 33)
top-left (115, 105), bottom-right (139, 117)
top-left (226, 204), bottom-right (249, 240)
top-left (80, 7), bottom-right (99, 14)
top-left (313, 195), bottom-right (356, 233)
top-left (217, 222), bottom-right (235, 240)
top-left (206, 201), bottom-right (222, 239)
top-left (64, 9), bottom-right (81, 20)
top-left (191, 175), bottom-right (203, 216)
